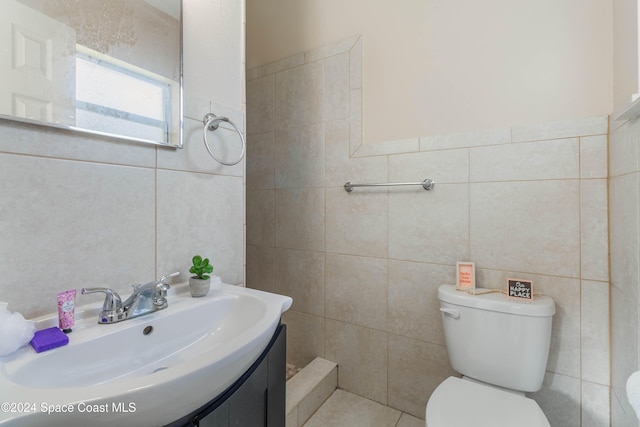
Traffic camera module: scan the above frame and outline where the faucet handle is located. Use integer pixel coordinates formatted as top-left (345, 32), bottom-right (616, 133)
top-left (81, 287), bottom-right (124, 323)
top-left (153, 282), bottom-right (170, 308)
top-left (159, 271), bottom-right (180, 282)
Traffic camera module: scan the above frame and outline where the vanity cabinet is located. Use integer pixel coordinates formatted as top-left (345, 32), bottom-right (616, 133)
top-left (167, 324), bottom-right (286, 427)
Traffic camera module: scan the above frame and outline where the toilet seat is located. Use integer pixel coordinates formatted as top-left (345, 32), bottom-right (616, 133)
top-left (426, 377), bottom-right (550, 427)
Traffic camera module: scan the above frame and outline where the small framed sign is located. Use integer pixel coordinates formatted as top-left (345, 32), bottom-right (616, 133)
top-left (456, 262), bottom-right (476, 290)
top-left (507, 278), bottom-right (533, 300)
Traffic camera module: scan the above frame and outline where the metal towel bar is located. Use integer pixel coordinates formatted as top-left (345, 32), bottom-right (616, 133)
top-left (344, 179), bottom-right (435, 193)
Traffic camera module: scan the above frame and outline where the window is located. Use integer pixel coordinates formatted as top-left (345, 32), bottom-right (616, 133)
top-left (75, 46), bottom-right (174, 143)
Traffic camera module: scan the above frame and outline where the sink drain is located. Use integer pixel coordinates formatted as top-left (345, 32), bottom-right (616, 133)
top-left (152, 367), bottom-right (168, 373)
top-left (143, 326), bottom-right (153, 335)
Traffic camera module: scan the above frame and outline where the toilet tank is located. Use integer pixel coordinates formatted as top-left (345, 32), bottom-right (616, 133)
top-left (438, 284), bottom-right (555, 392)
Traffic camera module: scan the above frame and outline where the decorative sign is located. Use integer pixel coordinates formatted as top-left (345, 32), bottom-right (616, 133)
top-left (507, 279), bottom-right (533, 300)
top-left (456, 262), bottom-right (476, 290)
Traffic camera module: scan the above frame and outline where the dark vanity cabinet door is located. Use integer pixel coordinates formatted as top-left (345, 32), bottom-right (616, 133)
top-left (265, 322), bottom-right (286, 427)
top-left (169, 323), bottom-right (286, 427)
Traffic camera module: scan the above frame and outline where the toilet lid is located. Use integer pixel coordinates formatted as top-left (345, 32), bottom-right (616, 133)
top-left (426, 377), bottom-right (550, 427)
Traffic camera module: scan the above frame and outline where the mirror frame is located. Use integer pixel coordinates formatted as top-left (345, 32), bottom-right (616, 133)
top-left (0, 0), bottom-right (184, 149)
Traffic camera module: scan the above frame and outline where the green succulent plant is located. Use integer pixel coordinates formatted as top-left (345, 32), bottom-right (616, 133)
top-left (189, 255), bottom-right (213, 280)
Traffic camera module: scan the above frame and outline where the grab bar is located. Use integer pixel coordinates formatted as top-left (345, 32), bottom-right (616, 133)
top-left (344, 179), bottom-right (435, 193)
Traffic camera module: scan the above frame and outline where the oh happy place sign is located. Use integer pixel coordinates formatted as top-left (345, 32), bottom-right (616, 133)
top-left (507, 278), bottom-right (533, 301)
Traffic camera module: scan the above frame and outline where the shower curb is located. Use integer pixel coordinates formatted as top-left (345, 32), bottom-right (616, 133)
top-left (285, 357), bottom-right (338, 427)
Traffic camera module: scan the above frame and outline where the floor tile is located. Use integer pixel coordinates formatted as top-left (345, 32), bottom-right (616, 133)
top-left (397, 412), bottom-right (425, 427)
top-left (303, 389), bottom-right (401, 427)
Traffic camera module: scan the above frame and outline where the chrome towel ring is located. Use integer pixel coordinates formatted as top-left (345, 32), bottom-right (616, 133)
top-left (202, 113), bottom-right (246, 166)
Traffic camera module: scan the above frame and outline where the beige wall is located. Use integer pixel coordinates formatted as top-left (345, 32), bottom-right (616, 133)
top-left (613, 0), bottom-right (638, 117)
top-left (247, 0), bottom-right (613, 144)
top-left (0, 0), bottom-right (246, 318)
top-left (246, 38), bottom-right (610, 425)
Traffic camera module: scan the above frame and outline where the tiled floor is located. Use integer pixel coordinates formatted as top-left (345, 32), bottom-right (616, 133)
top-left (302, 389), bottom-right (424, 427)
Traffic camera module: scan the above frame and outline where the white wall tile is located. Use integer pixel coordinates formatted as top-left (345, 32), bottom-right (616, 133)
top-left (349, 37), bottom-right (363, 90)
top-left (581, 180), bottom-right (609, 282)
top-left (324, 53), bottom-right (350, 122)
top-left (325, 254), bottom-right (388, 331)
top-left (389, 183), bottom-right (469, 265)
top-left (580, 135), bottom-right (608, 179)
top-left (350, 88), bottom-right (363, 155)
top-left (610, 388), bottom-right (638, 427)
top-left (419, 127), bottom-right (510, 151)
top-left (611, 285), bottom-right (639, 411)
top-left (470, 138), bottom-right (579, 182)
top-left (609, 116), bottom-right (640, 427)
top-left (275, 124), bottom-right (325, 188)
top-left (581, 281), bottom-right (610, 386)
top-left (274, 248), bottom-right (325, 316)
top-left (324, 120), bottom-right (387, 188)
top-left (156, 170), bottom-right (244, 285)
top-left (581, 381), bottom-right (610, 427)
top-left (0, 154), bottom-right (156, 317)
top-left (275, 188), bottom-right (325, 251)
top-left (470, 180), bottom-right (580, 277)
top-left (387, 334), bottom-right (456, 419)
top-left (389, 149), bottom-right (469, 184)
top-left (247, 75), bottom-right (275, 135)
top-left (325, 320), bottom-right (388, 404)
top-left (325, 187), bottom-right (388, 258)
top-left (388, 261), bottom-right (455, 345)
top-left (610, 119), bottom-right (640, 177)
top-left (246, 189), bottom-right (275, 246)
top-left (183, 0), bottom-right (244, 111)
top-left (246, 131), bottom-right (275, 190)
top-left (352, 139), bottom-right (419, 157)
top-left (245, 244), bottom-right (274, 291)
top-left (159, 116), bottom-right (244, 177)
top-left (512, 116), bottom-right (608, 143)
top-left (609, 174), bottom-right (640, 301)
top-left (183, 93), bottom-right (210, 122)
top-left (530, 372), bottom-right (581, 427)
top-left (0, 119), bottom-right (156, 168)
top-left (283, 310), bottom-right (326, 369)
top-left (260, 54), bottom-right (304, 77)
top-left (275, 62), bottom-right (324, 129)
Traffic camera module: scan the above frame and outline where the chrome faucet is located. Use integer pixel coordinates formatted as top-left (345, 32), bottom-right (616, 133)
top-left (82, 272), bottom-right (179, 324)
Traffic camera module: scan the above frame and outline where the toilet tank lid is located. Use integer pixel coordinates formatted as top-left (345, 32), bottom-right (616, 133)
top-left (438, 284), bottom-right (555, 317)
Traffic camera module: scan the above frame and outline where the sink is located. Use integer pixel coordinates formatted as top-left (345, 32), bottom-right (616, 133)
top-left (0, 284), bottom-right (292, 427)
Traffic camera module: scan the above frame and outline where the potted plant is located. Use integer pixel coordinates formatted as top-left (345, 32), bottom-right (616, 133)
top-left (189, 255), bottom-right (213, 297)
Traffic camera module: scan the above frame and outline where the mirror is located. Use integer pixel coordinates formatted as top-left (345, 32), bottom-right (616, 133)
top-left (0, 0), bottom-right (182, 147)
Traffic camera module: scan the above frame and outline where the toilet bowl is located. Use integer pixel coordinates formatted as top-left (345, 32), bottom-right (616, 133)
top-left (426, 377), bottom-right (549, 427)
top-left (425, 284), bottom-right (556, 426)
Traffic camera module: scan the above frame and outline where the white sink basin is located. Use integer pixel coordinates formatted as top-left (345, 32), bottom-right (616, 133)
top-left (0, 284), bottom-right (292, 427)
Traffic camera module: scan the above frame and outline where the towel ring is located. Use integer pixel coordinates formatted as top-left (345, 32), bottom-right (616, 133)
top-left (202, 113), bottom-right (246, 166)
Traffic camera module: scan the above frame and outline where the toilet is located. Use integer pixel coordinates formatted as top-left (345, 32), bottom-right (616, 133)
top-left (426, 284), bottom-right (556, 427)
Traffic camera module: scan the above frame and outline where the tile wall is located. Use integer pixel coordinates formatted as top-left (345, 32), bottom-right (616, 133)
top-left (610, 116), bottom-right (640, 427)
top-left (246, 37), bottom-right (610, 426)
top-left (0, 0), bottom-right (246, 319)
